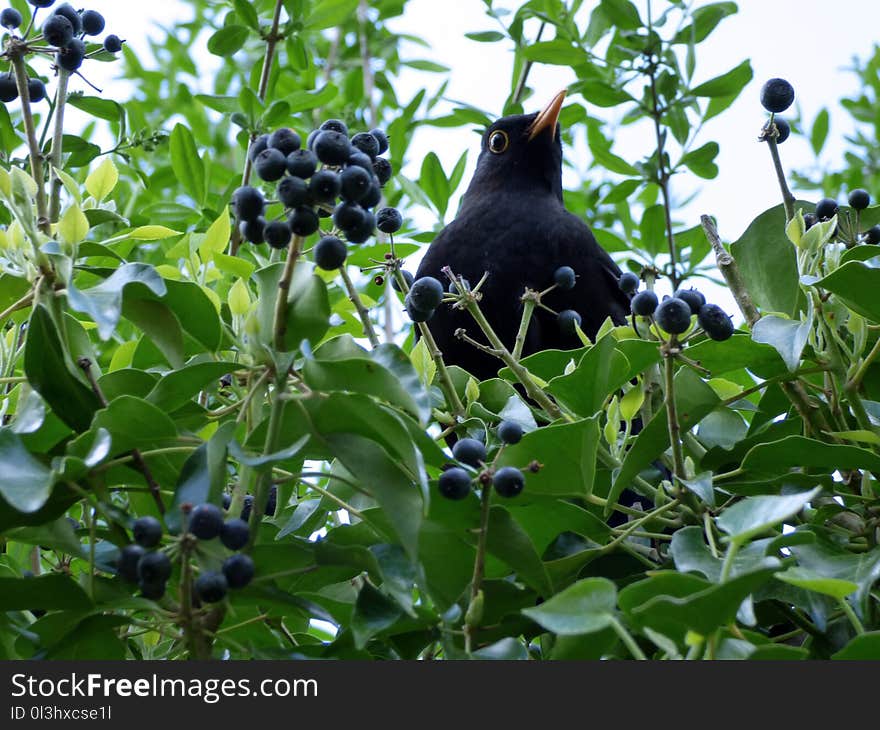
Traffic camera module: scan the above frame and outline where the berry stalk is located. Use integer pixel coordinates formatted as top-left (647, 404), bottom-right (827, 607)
top-left (464, 479), bottom-right (492, 654)
top-left (339, 264), bottom-right (381, 348)
top-left (511, 291), bottom-right (537, 361)
top-left (48, 69), bottom-right (71, 223)
top-left (273, 234), bottom-right (304, 351)
top-left (662, 340), bottom-right (685, 486)
top-left (765, 127), bottom-right (796, 223)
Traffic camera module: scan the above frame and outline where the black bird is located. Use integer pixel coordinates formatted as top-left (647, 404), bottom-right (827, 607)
top-left (415, 90), bottom-right (630, 381)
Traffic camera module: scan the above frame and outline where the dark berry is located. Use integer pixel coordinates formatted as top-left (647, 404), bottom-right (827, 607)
top-left (26, 78), bottom-right (46, 103)
top-left (248, 134), bottom-right (269, 162)
top-left (339, 165), bottom-right (372, 202)
top-left (558, 309), bottom-right (582, 335)
top-left (268, 127), bottom-right (301, 156)
top-left (803, 213), bottom-right (818, 231)
top-left (849, 189), bottom-right (870, 211)
top-left (117, 544), bottom-right (146, 582)
top-left (320, 119), bottom-right (348, 136)
top-left (222, 493), bottom-right (232, 510)
top-left (137, 550), bottom-right (172, 584)
top-left (43, 13), bottom-right (74, 46)
top-left (1, 8), bottom-right (22, 29)
top-left (195, 571), bottom-right (228, 603)
top-left (655, 297), bottom-right (692, 335)
top-left (288, 206), bottom-right (320, 237)
top-left (313, 130), bottom-right (351, 166)
top-left (240, 217), bottom-right (266, 245)
top-left (333, 201), bottom-right (366, 230)
top-left (771, 117), bottom-right (790, 144)
top-left (133, 516), bottom-right (163, 548)
top-left (264, 220), bottom-right (292, 250)
top-left (760, 78), bottom-right (795, 114)
top-left (308, 169), bottom-right (341, 203)
top-left (348, 151), bottom-right (373, 171)
top-left (865, 225), bottom-right (880, 245)
top-left (376, 206), bottom-right (402, 233)
top-left (232, 185), bottom-right (264, 221)
top-left (314, 235), bottom-right (347, 270)
top-left (497, 420), bottom-right (523, 445)
top-left (493, 466), bottom-right (525, 498)
top-left (360, 181), bottom-right (382, 209)
top-left (80, 9), bottom-right (104, 35)
top-left (618, 271), bottom-right (640, 295)
top-left (409, 276), bottom-right (444, 311)
top-left (0, 74), bottom-right (17, 103)
top-left (240, 495), bottom-right (254, 522)
top-left (103, 34), bottom-right (123, 53)
top-left (553, 265), bottom-right (576, 290)
top-left (188, 503), bottom-right (224, 540)
top-left (698, 304), bottom-right (734, 341)
top-left (448, 277), bottom-right (470, 294)
top-left (674, 288), bottom-right (705, 315)
top-left (254, 148), bottom-right (287, 182)
top-left (452, 437), bottom-right (486, 468)
top-left (438, 467), bottom-right (471, 500)
top-left (53, 4), bottom-right (81, 33)
top-left (631, 290), bottom-right (659, 316)
top-left (372, 157), bottom-right (392, 186)
top-left (220, 518), bottom-right (250, 551)
top-left (222, 554), bottom-right (255, 589)
top-left (277, 175), bottom-right (309, 208)
top-left (392, 270), bottom-right (414, 292)
top-left (286, 149), bottom-right (318, 179)
top-left (29, 1), bottom-right (57, 6)
top-left (139, 580), bottom-right (166, 600)
top-left (343, 209), bottom-right (375, 244)
top-left (405, 296), bottom-right (434, 323)
top-left (815, 198), bottom-right (838, 221)
top-left (350, 131), bottom-right (380, 159)
top-left (370, 128), bottom-right (389, 155)
top-left (265, 486), bottom-right (277, 517)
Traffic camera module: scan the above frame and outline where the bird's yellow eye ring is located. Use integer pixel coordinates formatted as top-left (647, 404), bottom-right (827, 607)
top-left (488, 130), bottom-right (509, 154)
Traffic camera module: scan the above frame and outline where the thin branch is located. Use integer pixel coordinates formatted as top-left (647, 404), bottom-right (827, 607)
top-left (763, 119), bottom-right (796, 222)
top-left (663, 343), bottom-right (685, 485)
top-left (273, 235), bottom-right (304, 351)
top-left (339, 265), bottom-right (380, 348)
top-left (48, 69), bottom-right (70, 223)
top-left (511, 22), bottom-right (546, 106)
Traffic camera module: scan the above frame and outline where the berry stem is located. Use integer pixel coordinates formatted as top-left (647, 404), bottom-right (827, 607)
top-left (465, 481), bottom-right (493, 654)
top-left (764, 121), bottom-right (796, 222)
top-left (273, 235), bottom-right (304, 351)
top-left (610, 617), bottom-right (647, 660)
top-left (178, 537), bottom-right (209, 659)
top-left (339, 264), bottom-right (381, 348)
top-left (662, 341), bottom-right (686, 488)
top-left (511, 292), bottom-right (537, 361)
top-left (48, 69), bottom-right (71, 223)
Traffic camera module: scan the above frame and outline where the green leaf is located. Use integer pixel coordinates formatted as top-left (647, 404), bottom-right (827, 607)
top-left (0, 428), bottom-right (55, 513)
top-left (672, 2), bottom-right (737, 44)
top-left (776, 567), bottom-right (857, 600)
top-left (254, 263), bottom-right (330, 352)
top-left (716, 488), bottom-right (821, 543)
top-left (418, 152), bottom-right (450, 217)
top-left (465, 31), bottom-right (505, 43)
top-left (833, 632), bottom-right (880, 659)
top-left (169, 124), bottom-right (206, 206)
top-left (599, 0), bottom-right (642, 30)
top-left (0, 574), bottom-right (91, 611)
top-left (679, 141), bottom-right (719, 179)
top-left (751, 311), bottom-right (812, 372)
top-left (546, 335), bottom-right (629, 416)
top-left (810, 108), bottom-right (829, 156)
top-left (741, 436), bottom-right (880, 477)
top-left (522, 577), bottom-right (616, 635)
top-left (805, 259), bottom-right (880, 323)
top-left (57, 203), bottom-right (90, 245)
top-left (146, 361), bottom-right (236, 412)
top-left (521, 40), bottom-right (585, 66)
top-left (305, 0), bottom-right (358, 30)
top-left (207, 25), bottom-right (250, 56)
top-left (231, 0), bottom-right (260, 30)
top-left (91, 395), bottom-right (177, 454)
top-left (472, 638), bottom-right (529, 660)
top-left (85, 157), bottom-right (118, 202)
top-left (690, 60), bottom-right (752, 97)
top-left (486, 507), bottom-right (553, 596)
top-left (351, 582), bottom-right (402, 649)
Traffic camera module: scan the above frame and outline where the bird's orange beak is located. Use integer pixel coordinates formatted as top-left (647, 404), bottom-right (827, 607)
top-left (527, 89), bottom-right (566, 141)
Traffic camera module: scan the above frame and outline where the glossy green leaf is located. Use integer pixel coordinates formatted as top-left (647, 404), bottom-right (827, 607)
top-left (716, 488), bottom-right (821, 543)
top-left (522, 577), bottom-right (616, 635)
top-left (0, 429), bottom-right (54, 513)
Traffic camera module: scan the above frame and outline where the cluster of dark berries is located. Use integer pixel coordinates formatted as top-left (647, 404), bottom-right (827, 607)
top-left (550, 265), bottom-right (584, 336)
top-left (627, 278), bottom-right (734, 342)
top-left (438, 420), bottom-right (530, 501)
top-left (802, 191), bottom-right (880, 244)
top-left (187, 503), bottom-right (256, 604)
top-left (0, 3), bottom-right (124, 106)
top-left (233, 120), bottom-right (401, 270)
top-left (758, 78), bottom-right (794, 145)
top-left (117, 516), bottom-right (172, 600)
top-left (403, 275), bottom-right (444, 322)
top-left (222, 486), bottom-right (276, 522)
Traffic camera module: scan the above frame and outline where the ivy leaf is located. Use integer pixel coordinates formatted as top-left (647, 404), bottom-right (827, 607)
top-left (0, 428), bottom-right (55, 513)
top-left (522, 577), bottom-right (617, 635)
top-left (716, 488), bottom-right (821, 544)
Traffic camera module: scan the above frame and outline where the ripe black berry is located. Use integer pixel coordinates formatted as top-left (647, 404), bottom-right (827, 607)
top-left (314, 235), bottom-right (347, 270)
top-left (195, 571), bottom-right (228, 603)
top-left (222, 493), bottom-right (232, 510)
top-left (222, 554), bottom-right (255, 589)
top-left (133, 516), bottom-right (163, 548)
top-left (772, 117), bottom-right (790, 144)
top-left (137, 550), bottom-right (172, 584)
top-left (497, 420), bottom-right (523, 445)
top-left (0, 74), bottom-right (17, 103)
top-left (53, 4), bottom-right (81, 33)
top-left (232, 185), bottom-right (264, 221)
top-left (80, 9), bottom-right (105, 35)
top-left (439, 467), bottom-right (471, 500)
top-left (117, 544), bottom-right (146, 582)
top-left (288, 206), bottom-right (320, 237)
top-left (139, 579), bottom-right (166, 600)
top-left (360, 182), bottom-right (382, 210)
top-left (313, 130), bottom-right (351, 166)
top-left (655, 297), bottom-right (692, 335)
top-left (333, 201), bottom-right (366, 230)
top-left (760, 78), bottom-right (795, 114)
top-left (849, 189), bottom-right (870, 211)
top-left (266, 486), bottom-right (277, 516)
top-left (343, 209), bottom-right (376, 244)
top-left (254, 148), bottom-right (287, 182)
top-left (220, 518), bottom-right (250, 551)
top-left (308, 169), bottom-right (341, 202)
top-left (493, 467), bottom-right (525, 498)
top-left (248, 134), bottom-right (269, 162)
top-left (558, 309), bottom-right (582, 335)
top-left (405, 296), bottom-right (434, 323)
top-left (339, 165), bottom-right (372, 202)
top-left (815, 198), bottom-right (838, 221)
top-left (241, 217), bottom-right (266, 244)
top-left (674, 288), bottom-right (705, 315)
top-left (697, 304), bottom-right (734, 341)
top-left (1, 8), bottom-right (22, 29)
top-left (264, 220), bottom-right (292, 250)
top-left (372, 157), bottom-right (392, 186)
top-left (350, 132), bottom-right (380, 159)
top-left (630, 290), bottom-right (658, 316)
top-left (370, 128), bottom-right (389, 155)
top-left (268, 127), bottom-right (301, 156)
top-left (376, 207), bottom-right (402, 233)
top-left (348, 151), bottom-right (373, 171)
top-left (865, 225), bottom-right (880, 245)
top-left (27, 78), bottom-right (46, 103)
top-left (803, 213), bottom-right (818, 230)
top-left (29, 1), bottom-right (57, 8)
top-left (320, 119), bottom-right (348, 136)
top-left (240, 495), bottom-right (253, 522)
top-left (554, 266), bottom-right (576, 290)
top-left (188, 503), bottom-right (224, 540)
top-left (392, 270), bottom-right (414, 292)
top-left (452, 437), bottom-right (486, 467)
top-left (286, 149), bottom-right (317, 179)
top-left (409, 277), bottom-right (444, 311)
top-left (103, 34), bottom-right (123, 53)
top-left (277, 175), bottom-right (309, 208)
top-left (618, 271), bottom-right (640, 295)
top-left (43, 14), bottom-right (74, 47)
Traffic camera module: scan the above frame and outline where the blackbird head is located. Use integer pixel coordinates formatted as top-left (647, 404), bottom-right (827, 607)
top-left (462, 90), bottom-right (566, 205)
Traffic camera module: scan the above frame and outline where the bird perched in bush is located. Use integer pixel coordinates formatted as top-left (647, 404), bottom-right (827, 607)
top-left (415, 90), bottom-right (630, 380)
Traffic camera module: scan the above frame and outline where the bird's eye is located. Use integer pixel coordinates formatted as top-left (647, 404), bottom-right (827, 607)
top-left (488, 130), bottom-right (509, 154)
